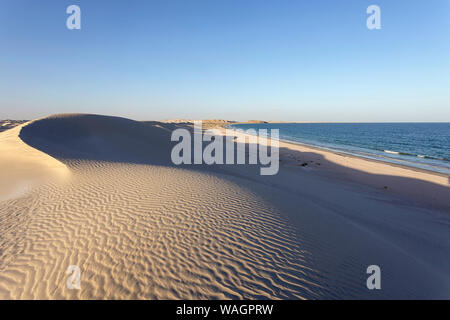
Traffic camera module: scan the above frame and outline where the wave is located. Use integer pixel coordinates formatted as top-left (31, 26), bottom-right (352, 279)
top-left (383, 150), bottom-right (399, 155)
top-left (383, 150), bottom-right (448, 162)
top-left (417, 154), bottom-right (447, 161)
top-left (382, 150), bottom-right (411, 157)
top-left (383, 150), bottom-right (415, 156)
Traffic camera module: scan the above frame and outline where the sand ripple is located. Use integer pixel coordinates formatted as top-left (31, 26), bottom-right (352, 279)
top-left (0, 161), bottom-right (327, 299)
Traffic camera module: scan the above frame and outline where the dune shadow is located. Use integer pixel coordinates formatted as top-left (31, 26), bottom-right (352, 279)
top-left (19, 114), bottom-right (176, 166)
top-left (272, 147), bottom-right (450, 210)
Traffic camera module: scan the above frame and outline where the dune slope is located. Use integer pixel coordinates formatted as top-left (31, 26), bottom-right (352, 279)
top-left (0, 122), bottom-right (70, 202)
top-left (1, 114), bottom-right (326, 299)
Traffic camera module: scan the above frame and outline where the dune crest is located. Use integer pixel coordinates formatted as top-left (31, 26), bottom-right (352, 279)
top-left (0, 121), bottom-right (70, 202)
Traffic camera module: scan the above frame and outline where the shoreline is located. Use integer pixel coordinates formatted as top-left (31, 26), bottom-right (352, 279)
top-left (278, 136), bottom-right (449, 179)
top-left (222, 125), bottom-right (450, 180)
top-left (213, 124), bottom-right (449, 211)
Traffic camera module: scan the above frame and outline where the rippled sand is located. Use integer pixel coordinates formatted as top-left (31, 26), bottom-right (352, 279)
top-left (0, 114), bottom-right (449, 299)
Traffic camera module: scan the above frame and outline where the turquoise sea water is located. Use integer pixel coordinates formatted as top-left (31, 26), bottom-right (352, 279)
top-left (229, 123), bottom-right (450, 175)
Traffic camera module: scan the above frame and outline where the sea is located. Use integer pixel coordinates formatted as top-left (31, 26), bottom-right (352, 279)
top-left (228, 123), bottom-right (450, 175)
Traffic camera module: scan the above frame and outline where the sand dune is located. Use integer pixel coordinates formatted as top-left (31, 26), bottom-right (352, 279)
top-left (0, 121), bottom-right (70, 202)
top-left (1, 115), bottom-right (324, 299)
top-left (0, 114), bottom-right (449, 299)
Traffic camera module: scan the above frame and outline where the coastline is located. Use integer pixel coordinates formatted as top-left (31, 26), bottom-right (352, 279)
top-left (224, 123), bottom-right (450, 177)
top-left (274, 133), bottom-right (449, 179)
top-left (215, 124), bottom-right (449, 210)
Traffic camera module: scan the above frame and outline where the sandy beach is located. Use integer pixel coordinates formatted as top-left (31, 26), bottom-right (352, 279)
top-left (0, 114), bottom-right (449, 299)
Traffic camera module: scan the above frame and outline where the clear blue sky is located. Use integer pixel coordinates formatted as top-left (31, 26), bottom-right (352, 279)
top-left (1, 0), bottom-right (449, 121)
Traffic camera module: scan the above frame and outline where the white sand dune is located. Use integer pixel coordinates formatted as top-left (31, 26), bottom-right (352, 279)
top-left (0, 122), bottom-right (70, 202)
top-left (0, 114), bottom-right (449, 299)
